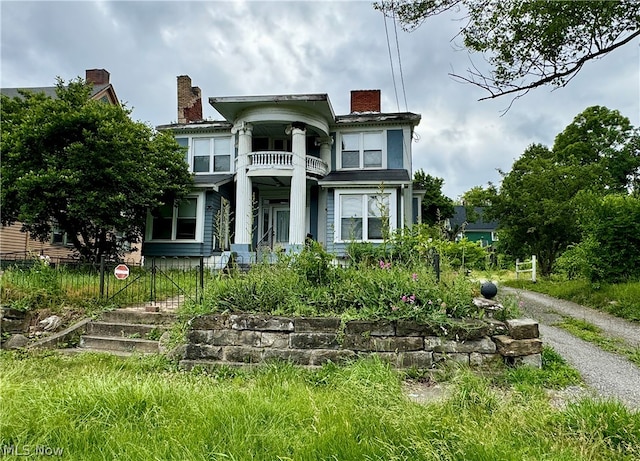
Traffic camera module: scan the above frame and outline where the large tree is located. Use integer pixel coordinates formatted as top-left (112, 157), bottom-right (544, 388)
top-left (376, 1), bottom-right (640, 101)
top-left (1, 79), bottom-right (193, 261)
top-left (412, 169), bottom-right (454, 225)
top-left (491, 106), bottom-right (639, 275)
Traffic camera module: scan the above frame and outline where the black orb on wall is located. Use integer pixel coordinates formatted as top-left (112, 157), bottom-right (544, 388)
top-left (481, 282), bottom-right (498, 299)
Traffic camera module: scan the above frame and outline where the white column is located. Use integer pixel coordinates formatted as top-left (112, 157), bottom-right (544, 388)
top-left (287, 123), bottom-right (307, 246)
top-left (232, 122), bottom-right (253, 245)
top-left (317, 136), bottom-right (332, 245)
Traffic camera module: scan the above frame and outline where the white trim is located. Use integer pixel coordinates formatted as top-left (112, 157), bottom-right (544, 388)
top-left (145, 192), bottom-right (205, 243)
top-left (336, 129), bottom-right (387, 171)
top-left (334, 188), bottom-right (397, 243)
top-left (188, 135), bottom-right (234, 174)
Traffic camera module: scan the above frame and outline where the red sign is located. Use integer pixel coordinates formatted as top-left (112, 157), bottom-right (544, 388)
top-left (114, 264), bottom-right (130, 280)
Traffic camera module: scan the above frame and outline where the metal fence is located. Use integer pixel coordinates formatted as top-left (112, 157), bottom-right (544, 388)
top-left (0, 254), bottom-right (224, 310)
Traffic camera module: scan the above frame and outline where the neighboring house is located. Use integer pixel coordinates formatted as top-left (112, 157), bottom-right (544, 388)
top-left (447, 206), bottom-right (498, 247)
top-left (143, 76), bottom-right (424, 264)
top-left (0, 69), bottom-right (140, 263)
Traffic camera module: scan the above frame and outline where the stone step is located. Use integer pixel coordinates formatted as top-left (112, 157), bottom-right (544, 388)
top-left (88, 321), bottom-right (166, 338)
top-left (60, 347), bottom-right (138, 358)
top-left (99, 310), bottom-right (176, 325)
top-left (80, 335), bottom-right (160, 354)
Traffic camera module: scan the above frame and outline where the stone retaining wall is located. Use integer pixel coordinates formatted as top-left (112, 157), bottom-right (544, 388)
top-left (179, 314), bottom-right (542, 370)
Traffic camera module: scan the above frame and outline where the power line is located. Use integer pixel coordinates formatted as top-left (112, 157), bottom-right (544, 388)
top-left (391, 6), bottom-right (409, 112)
top-left (383, 7), bottom-right (401, 112)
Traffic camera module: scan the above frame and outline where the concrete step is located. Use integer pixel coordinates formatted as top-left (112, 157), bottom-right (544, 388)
top-left (88, 321), bottom-right (166, 338)
top-left (80, 335), bottom-right (160, 354)
top-left (99, 310), bottom-right (176, 325)
top-left (60, 347), bottom-right (138, 358)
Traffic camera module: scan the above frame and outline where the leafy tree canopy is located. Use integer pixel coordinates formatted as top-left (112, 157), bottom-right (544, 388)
top-left (1, 78), bottom-right (193, 261)
top-left (412, 169), bottom-right (454, 225)
top-left (460, 185), bottom-right (496, 208)
top-left (491, 106), bottom-right (639, 275)
top-left (375, 0), bottom-right (640, 101)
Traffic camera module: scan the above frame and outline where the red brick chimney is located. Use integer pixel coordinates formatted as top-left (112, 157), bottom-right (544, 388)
top-left (85, 69), bottom-right (110, 85)
top-left (177, 75), bottom-right (203, 123)
top-left (350, 89), bottom-right (381, 113)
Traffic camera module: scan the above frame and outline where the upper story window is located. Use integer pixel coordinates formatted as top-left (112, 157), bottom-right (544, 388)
top-left (191, 137), bottom-right (232, 173)
top-left (340, 131), bottom-right (384, 170)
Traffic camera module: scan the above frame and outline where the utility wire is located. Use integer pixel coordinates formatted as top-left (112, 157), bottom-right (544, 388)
top-left (383, 8), bottom-right (401, 112)
top-left (391, 5), bottom-right (409, 112)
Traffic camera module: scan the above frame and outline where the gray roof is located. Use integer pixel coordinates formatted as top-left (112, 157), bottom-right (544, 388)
top-left (1, 83), bottom-right (111, 100)
top-left (318, 169), bottom-right (410, 186)
top-left (192, 174), bottom-right (234, 189)
top-left (449, 206), bottom-right (498, 231)
top-left (335, 112), bottom-right (421, 126)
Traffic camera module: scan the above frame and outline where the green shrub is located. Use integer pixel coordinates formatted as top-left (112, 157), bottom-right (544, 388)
top-left (574, 193), bottom-right (640, 282)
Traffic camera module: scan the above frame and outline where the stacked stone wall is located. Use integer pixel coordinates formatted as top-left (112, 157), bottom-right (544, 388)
top-left (179, 314), bottom-right (542, 370)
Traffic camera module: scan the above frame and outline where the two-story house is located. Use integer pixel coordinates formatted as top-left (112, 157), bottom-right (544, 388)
top-left (143, 76), bottom-right (423, 265)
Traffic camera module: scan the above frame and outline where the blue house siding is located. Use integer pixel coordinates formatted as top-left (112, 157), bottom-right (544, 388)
top-left (142, 242), bottom-right (206, 257)
top-left (310, 186), bottom-right (319, 241)
top-left (330, 132), bottom-right (336, 171)
top-left (325, 191), bottom-right (348, 257)
top-left (387, 129), bottom-right (403, 169)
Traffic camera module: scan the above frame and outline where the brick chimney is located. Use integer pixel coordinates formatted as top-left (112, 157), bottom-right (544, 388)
top-left (85, 69), bottom-right (110, 85)
top-left (350, 89), bottom-right (381, 113)
top-left (177, 75), bottom-right (203, 124)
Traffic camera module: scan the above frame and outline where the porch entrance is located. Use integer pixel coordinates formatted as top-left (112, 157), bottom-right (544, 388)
top-left (272, 206), bottom-right (290, 245)
top-left (259, 203), bottom-right (290, 249)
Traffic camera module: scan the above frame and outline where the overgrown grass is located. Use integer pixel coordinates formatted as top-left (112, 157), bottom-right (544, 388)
top-left (503, 278), bottom-right (640, 322)
top-left (0, 260), bottom-right (206, 314)
top-left (556, 317), bottom-right (640, 367)
top-left (1, 350), bottom-right (638, 460)
top-left (188, 254), bottom-right (478, 322)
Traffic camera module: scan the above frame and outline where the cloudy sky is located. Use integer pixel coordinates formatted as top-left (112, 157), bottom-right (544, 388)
top-left (2, 0), bottom-right (638, 199)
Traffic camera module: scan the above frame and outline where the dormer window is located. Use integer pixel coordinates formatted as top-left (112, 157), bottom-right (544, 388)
top-left (339, 131), bottom-right (384, 169)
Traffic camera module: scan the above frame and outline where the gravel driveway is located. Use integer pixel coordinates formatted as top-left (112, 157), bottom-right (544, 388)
top-left (501, 287), bottom-right (640, 410)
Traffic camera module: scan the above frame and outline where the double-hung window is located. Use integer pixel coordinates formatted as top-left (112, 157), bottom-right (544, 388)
top-left (336, 190), bottom-right (396, 242)
top-left (340, 131), bottom-right (383, 169)
top-left (192, 137), bottom-right (232, 173)
top-left (149, 195), bottom-right (202, 241)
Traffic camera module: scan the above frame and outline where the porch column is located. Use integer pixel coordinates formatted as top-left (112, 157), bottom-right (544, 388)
top-left (317, 136), bottom-right (333, 245)
top-left (287, 122), bottom-right (307, 246)
top-left (232, 122), bottom-right (253, 246)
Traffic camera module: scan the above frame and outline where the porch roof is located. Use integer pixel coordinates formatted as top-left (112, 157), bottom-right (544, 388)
top-left (318, 169), bottom-right (411, 187)
top-left (209, 94), bottom-right (335, 124)
top-left (193, 174), bottom-right (234, 190)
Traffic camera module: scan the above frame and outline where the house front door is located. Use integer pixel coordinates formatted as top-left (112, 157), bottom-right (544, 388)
top-left (273, 207), bottom-right (290, 244)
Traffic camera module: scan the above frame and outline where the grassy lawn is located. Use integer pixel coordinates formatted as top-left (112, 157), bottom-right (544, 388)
top-left (501, 278), bottom-right (640, 323)
top-left (1, 350), bottom-right (638, 460)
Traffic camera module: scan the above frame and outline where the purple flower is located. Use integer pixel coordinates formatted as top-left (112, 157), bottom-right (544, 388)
top-left (412, 273), bottom-right (418, 281)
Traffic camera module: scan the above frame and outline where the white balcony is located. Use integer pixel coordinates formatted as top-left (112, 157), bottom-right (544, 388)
top-left (247, 151), bottom-right (328, 177)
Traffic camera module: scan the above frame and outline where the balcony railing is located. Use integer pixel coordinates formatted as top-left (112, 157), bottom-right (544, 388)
top-left (305, 156), bottom-right (329, 177)
top-left (247, 151), bottom-right (328, 177)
